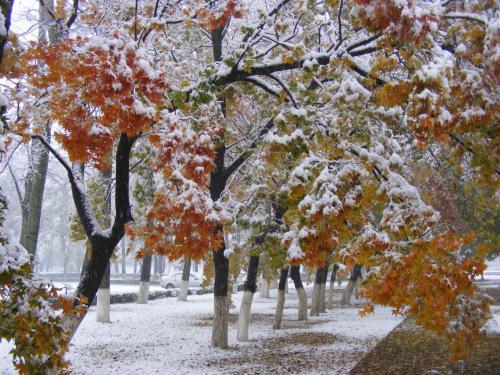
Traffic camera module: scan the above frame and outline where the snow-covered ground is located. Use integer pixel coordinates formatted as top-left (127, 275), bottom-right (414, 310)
top-left (1, 287), bottom-right (499, 374)
top-left (1, 288), bottom-right (402, 374)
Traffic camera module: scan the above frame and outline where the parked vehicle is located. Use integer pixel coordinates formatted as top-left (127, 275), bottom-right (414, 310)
top-left (160, 272), bottom-right (203, 289)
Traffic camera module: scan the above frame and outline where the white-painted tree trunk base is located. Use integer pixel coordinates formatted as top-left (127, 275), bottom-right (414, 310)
top-left (137, 281), bottom-right (150, 304)
top-left (310, 282), bottom-right (320, 316)
top-left (211, 295), bottom-right (228, 348)
top-left (341, 280), bottom-right (356, 305)
top-left (327, 280), bottom-right (335, 310)
top-left (260, 279), bottom-right (269, 298)
top-left (237, 290), bottom-right (254, 341)
top-left (319, 282), bottom-right (326, 313)
top-left (297, 287), bottom-right (308, 321)
top-left (178, 279), bottom-right (189, 301)
top-left (96, 288), bottom-right (111, 323)
top-left (273, 290), bottom-right (286, 329)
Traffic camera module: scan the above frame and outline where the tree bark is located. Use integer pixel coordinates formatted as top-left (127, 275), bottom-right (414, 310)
top-left (273, 267), bottom-right (289, 329)
top-left (327, 264), bottom-right (339, 309)
top-left (290, 265), bottom-right (307, 321)
top-left (237, 255), bottom-right (259, 341)
top-left (178, 255), bottom-right (191, 301)
top-left (137, 254), bottom-right (152, 304)
top-left (341, 264), bottom-right (362, 306)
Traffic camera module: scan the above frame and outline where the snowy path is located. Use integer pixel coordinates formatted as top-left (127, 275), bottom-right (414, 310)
top-left (2, 289), bottom-right (403, 374)
top-left (68, 290), bottom-right (402, 374)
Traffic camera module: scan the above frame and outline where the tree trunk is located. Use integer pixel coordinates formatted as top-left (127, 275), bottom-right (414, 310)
top-left (96, 261), bottom-right (111, 323)
top-left (319, 262), bottom-right (329, 313)
top-left (161, 256), bottom-right (166, 274)
top-left (212, 295), bottom-right (228, 348)
top-left (56, 133), bottom-right (135, 341)
top-left (260, 277), bottom-right (270, 298)
top-left (137, 254), bottom-right (152, 304)
top-left (341, 264), bottom-right (362, 306)
top-left (290, 265), bottom-right (307, 321)
top-left (20, 1), bottom-right (58, 266)
top-left (153, 255), bottom-right (158, 279)
top-left (96, 163), bottom-right (112, 322)
top-left (21, 123), bottom-right (51, 267)
top-left (237, 255), bottom-right (259, 341)
top-left (273, 267), bottom-right (289, 329)
top-left (18, 167), bottom-right (33, 246)
top-left (327, 264), bottom-right (339, 309)
top-left (310, 267), bottom-right (322, 316)
top-left (211, 225), bottom-right (229, 348)
top-left (121, 237), bottom-right (126, 274)
top-left (178, 255), bottom-right (191, 301)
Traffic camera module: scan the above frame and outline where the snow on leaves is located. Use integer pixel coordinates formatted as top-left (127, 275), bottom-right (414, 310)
top-left (21, 35), bottom-right (168, 169)
top-left (0, 190), bottom-right (77, 374)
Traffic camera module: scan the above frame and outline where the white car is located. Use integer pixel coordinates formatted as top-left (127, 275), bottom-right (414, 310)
top-left (160, 272), bottom-right (203, 289)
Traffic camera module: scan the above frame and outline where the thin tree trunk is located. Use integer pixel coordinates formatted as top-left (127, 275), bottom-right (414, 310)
top-left (161, 256), bottom-right (166, 274)
top-left (310, 267), bottom-right (322, 316)
top-left (178, 255), bottom-right (191, 301)
top-left (327, 264), bottom-right (339, 309)
top-left (153, 255), bottom-right (158, 279)
top-left (137, 254), bottom-right (152, 304)
top-left (341, 264), bottom-right (362, 306)
top-left (20, 1), bottom-right (57, 266)
top-left (237, 255), bottom-right (259, 341)
top-left (273, 267), bottom-right (289, 329)
top-left (21, 121), bottom-right (51, 267)
top-left (18, 167), bottom-right (32, 246)
top-left (121, 237), bottom-right (126, 274)
top-left (290, 265), bottom-right (307, 321)
top-left (319, 262), bottom-right (329, 313)
top-left (260, 276), bottom-right (270, 298)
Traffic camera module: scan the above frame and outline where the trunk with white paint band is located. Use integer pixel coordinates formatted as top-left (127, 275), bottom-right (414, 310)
top-left (273, 267), bottom-right (289, 329)
top-left (290, 265), bottom-right (307, 321)
top-left (137, 254), bottom-right (152, 304)
top-left (178, 256), bottom-right (191, 301)
top-left (238, 255), bottom-right (259, 341)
